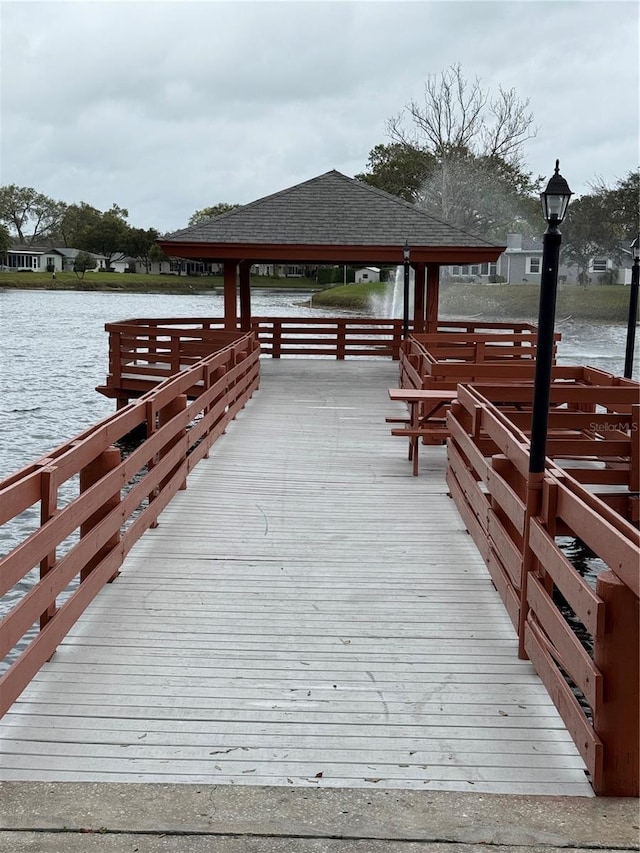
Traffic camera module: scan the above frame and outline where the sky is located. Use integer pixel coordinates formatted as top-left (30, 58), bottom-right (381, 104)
top-left (1, 0), bottom-right (638, 234)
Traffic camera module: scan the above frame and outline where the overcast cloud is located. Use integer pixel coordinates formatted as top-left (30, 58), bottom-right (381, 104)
top-left (1, 0), bottom-right (638, 233)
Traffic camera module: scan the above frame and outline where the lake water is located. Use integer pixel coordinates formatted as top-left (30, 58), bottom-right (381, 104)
top-left (1, 286), bottom-right (637, 479)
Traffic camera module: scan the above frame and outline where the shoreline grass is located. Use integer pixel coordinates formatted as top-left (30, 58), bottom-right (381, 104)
top-left (312, 281), bottom-right (635, 323)
top-left (0, 271), bottom-right (321, 294)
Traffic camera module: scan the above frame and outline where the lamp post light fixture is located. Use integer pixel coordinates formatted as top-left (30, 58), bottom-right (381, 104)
top-left (623, 237), bottom-right (639, 379)
top-left (519, 160), bottom-right (572, 658)
top-left (403, 241), bottom-right (411, 339)
top-left (528, 160), bottom-right (573, 475)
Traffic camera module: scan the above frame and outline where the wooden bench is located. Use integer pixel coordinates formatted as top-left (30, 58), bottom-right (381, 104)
top-left (388, 389), bottom-right (457, 475)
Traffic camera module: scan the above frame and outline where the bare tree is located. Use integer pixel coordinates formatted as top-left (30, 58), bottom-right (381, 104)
top-left (388, 64), bottom-right (537, 164)
top-left (385, 65), bottom-right (539, 237)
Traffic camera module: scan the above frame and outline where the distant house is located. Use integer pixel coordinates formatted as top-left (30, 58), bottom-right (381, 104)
top-left (354, 266), bottom-right (380, 283)
top-left (3, 245), bottom-right (62, 272)
top-left (445, 233), bottom-right (541, 284)
top-left (49, 248), bottom-right (109, 271)
top-left (132, 258), bottom-right (222, 276)
top-left (3, 245), bottom-right (113, 273)
top-left (445, 233), bottom-right (633, 285)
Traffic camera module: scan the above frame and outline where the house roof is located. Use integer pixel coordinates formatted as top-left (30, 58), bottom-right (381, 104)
top-left (160, 170), bottom-right (505, 266)
top-left (50, 247), bottom-right (108, 261)
top-left (8, 245), bottom-right (51, 254)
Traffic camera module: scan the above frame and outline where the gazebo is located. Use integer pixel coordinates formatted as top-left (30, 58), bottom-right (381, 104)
top-left (159, 169), bottom-right (504, 333)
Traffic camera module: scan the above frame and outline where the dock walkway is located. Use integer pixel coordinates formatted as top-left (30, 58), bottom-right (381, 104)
top-left (0, 360), bottom-right (593, 795)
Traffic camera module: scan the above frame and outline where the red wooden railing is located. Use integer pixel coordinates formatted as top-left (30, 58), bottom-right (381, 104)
top-left (446, 373), bottom-right (639, 796)
top-left (0, 333), bottom-right (260, 717)
top-left (250, 317), bottom-right (405, 359)
top-left (98, 317), bottom-right (407, 403)
top-left (399, 323), bottom-right (560, 392)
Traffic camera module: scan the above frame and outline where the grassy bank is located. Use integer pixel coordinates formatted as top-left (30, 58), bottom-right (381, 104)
top-left (0, 271), bottom-right (321, 294)
top-left (3, 272), bottom-right (633, 323)
top-left (312, 281), bottom-right (634, 323)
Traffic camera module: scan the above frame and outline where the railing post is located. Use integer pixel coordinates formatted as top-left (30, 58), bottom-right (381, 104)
top-left (110, 330), bottom-right (122, 388)
top-left (158, 394), bottom-right (188, 492)
top-left (337, 320), bottom-right (346, 360)
top-left (273, 320), bottom-right (282, 359)
top-left (392, 321), bottom-right (402, 361)
top-left (79, 446), bottom-right (122, 584)
top-left (170, 335), bottom-right (181, 373)
top-left (593, 570), bottom-right (639, 796)
top-left (518, 470), bottom-right (544, 659)
top-left (39, 463), bottom-right (58, 632)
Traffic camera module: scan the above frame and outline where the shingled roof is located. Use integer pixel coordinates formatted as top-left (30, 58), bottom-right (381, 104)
top-left (160, 170), bottom-right (504, 265)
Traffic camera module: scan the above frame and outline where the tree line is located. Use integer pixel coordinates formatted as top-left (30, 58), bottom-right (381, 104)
top-left (0, 190), bottom-right (163, 272)
top-left (1, 65), bottom-right (637, 281)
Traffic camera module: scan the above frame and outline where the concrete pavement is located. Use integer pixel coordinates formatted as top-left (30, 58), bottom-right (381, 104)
top-left (0, 784), bottom-right (638, 852)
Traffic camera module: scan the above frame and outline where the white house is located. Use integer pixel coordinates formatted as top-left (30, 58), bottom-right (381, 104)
top-left (354, 267), bottom-right (380, 283)
top-left (3, 246), bottom-right (61, 272)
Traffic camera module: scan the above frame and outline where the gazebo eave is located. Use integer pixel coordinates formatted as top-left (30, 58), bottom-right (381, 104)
top-left (158, 240), bottom-right (505, 266)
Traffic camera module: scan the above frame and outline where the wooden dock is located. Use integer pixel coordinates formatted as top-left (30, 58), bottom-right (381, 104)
top-left (0, 360), bottom-right (593, 795)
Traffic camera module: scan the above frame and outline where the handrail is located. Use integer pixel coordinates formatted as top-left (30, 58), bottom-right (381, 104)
top-left (250, 317), bottom-right (405, 359)
top-left (0, 332), bottom-right (260, 717)
top-left (446, 375), bottom-right (640, 796)
top-left (99, 317), bottom-right (409, 403)
top-left (400, 328), bottom-right (561, 392)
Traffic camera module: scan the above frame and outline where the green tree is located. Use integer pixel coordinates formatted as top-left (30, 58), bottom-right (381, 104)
top-left (54, 202), bottom-right (103, 247)
top-left (188, 203), bottom-right (240, 227)
top-left (562, 169), bottom-right (640, 284)
top-left (0, 223), bottom-right (11, 257)
top-left (0, 184), bottom-right (67, 245)
top-left (148, 242), bottom-right (169, 268)
top-left (125, 227), bottom-right (160, 272)
top-left (589, 169), bottom-right (639, 251)
top-left (73, 250), bottom-right (97, 279)
top-left (77, 204), bottom-right (130, 268)
top-left (562, 195), bottom-right (610, 285)
top-left (355, 143), bottom-right (436, 203)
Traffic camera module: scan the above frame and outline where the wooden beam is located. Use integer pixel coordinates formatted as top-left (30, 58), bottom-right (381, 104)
top-left (426, 264), bottom-right (440, 333)
top-left (223, 260), bottom-right (238, 330)
top-left (159, 241), bottom-right (505, 266)
top-left (239, 261), bottom-right (251, 332)
top-left (413, 262), bottom-right (426, 334)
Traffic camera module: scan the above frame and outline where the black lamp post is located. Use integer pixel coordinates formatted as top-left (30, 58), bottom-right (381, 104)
top-left (528, 160), bottom-right (573, 475)
top-left (403, 241), bottom-right (411, 338)
top-left (519, 160), bottom-right (572, 658)
top-left (623, 237), bottom-right (639, 379)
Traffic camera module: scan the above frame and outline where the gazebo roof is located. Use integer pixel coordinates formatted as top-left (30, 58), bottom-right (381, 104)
top-left (160, 169), bottom-right (504, 265)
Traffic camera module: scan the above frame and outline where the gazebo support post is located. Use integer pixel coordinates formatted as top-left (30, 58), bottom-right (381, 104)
top-left (426, 264), bottom-right (440, 333)
top-left (239, 260), bottom-right (252, 332)
top-left (413, 263), bottom-right (426, 334)
top-left (223, 260), bottom-right (239, 330)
